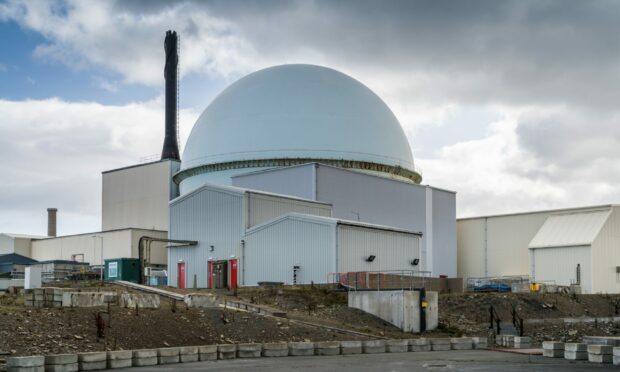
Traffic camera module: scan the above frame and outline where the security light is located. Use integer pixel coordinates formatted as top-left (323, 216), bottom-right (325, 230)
top-left (411, 258), bottom-right (420, 266)
top-left (366, 255), bottom-right (376, 262)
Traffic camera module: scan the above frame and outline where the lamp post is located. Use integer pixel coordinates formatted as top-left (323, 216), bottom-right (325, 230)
top-left (91, 235), bottom-right (104, 281)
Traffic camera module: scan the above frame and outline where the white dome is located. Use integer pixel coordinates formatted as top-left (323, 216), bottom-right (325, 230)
top-left (176, 64), bottom-right (420, 191)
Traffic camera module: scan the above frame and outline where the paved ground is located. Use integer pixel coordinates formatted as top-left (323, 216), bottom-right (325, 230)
top-left (117, 350), bottom-right (615, 371)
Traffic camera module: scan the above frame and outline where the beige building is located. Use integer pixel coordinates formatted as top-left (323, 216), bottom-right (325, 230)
top-left (0, 233), bottom-right (47, 257)
top-left (102, 159), bottom-right (179, 231)
top-left (457, 204), bottom-right (620, 294)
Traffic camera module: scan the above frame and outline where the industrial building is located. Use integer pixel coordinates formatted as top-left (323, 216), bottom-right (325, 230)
top-left (457, 204), bottom-right (620, 294)
top-left (167, 63), bottom-right (456, 288)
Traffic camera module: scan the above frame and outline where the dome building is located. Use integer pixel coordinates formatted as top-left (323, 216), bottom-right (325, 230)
top-left (167, 64), bottom-right (457, 290)
top-left (175, 64), bottom-right (422, 193)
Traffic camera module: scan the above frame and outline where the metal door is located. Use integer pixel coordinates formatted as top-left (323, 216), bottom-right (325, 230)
top-left (178, 262), bottom-right (186, 289)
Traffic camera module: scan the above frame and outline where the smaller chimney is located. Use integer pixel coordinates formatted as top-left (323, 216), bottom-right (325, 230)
top-left (47, 208), bottom-right (57, 237)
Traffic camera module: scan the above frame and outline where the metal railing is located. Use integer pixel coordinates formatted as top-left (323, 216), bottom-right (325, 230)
top-left (466, 275), bottom-right (529, 292)
top-left (327, 270), bottom-right (432, 291)
top-left (511, 306), bottom-right (524, 337)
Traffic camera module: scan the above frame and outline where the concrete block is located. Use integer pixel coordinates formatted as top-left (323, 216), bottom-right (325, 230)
top-left (450, 337), bottom-right (473, 350)
top-left (362, 340), bottom-right (386, 354)
top-left (315, 341), bottom-right (340, 356)
top-left (542, 341), bottom-right (564, 350)
top-left (7, 356), bottom-right (45, 367)
top-left (217, 344), bottom-right (237, 360)
top-left (236, 344), bottom-right (262, 358)
top-left (409, 338), bottom-right (430, 352)
top-left (430, 338), bottom-right (451, 351)
top-left (385, 339), bottom-right (408, 353)
top-left (44, 355), bottom-right (77, 365)
top-left (589, 354), bottom-right (613, 364)
top-left (565, 343), bottom-right (587, 352)
top-left (8, 368), bottom-right (44, 372)
top-left (262, 342), bottom-right (289, 357)
top-left (62, 292), bottom-right (116, 308)
top-left (77, 361), bottom-right (106, 371)
top-left (198, 345), bottom-right (217, 361)
top-left (77, 352), bottom-right (106, 363)
top-left (178, 346), bottom-right (199, 363)
top-left (543, 349), bottom-right (564, 358)
top-left (184, 293), bottom-right (220, 308)
top-left (157, 347), bottom-right (180, 364)
top-left (503, 335), bottom-right (515, 348)
top-left (119, 293), bottom-right (160, 309)
top-left (106, 351), bottom-right (132, 369)
top-left (288, 342), bottom-right (315, 356)
top-left (614, 355), bottom-right (620, 366)
top-left (472, 337), bottom-right (488, 350)
top-left (131, 350), bottom-right (158, 367)
top-left (513, 336), bottom-right (531, 349)
top-left (614, 347), bottom-right (620, 356)
top-left (564, 351), bottom-right (588, 360)
top-left (588, 345), bottom-right (613, 355)
top-left (340, 341), bottom-right (362, 355)
top-left (44, 363), bottom-right (78, 372)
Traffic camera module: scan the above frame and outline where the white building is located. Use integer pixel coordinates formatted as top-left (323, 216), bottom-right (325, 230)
top-left (457, 204), bottom-right (620, 294)
top-left (167, 64), bottom-right (456, 288)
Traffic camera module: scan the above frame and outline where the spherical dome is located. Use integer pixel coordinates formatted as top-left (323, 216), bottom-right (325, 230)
top-left (176, 64), bottom-right (420, 192)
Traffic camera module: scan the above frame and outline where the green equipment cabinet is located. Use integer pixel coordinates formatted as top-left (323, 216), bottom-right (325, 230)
top-left (104, 258), bottom-right (140, 283)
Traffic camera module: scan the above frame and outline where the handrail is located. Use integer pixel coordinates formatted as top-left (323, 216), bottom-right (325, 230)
top-left (511, 306), bottom-right (524, 337)
top-left (489, 305), bottom-right (501, 335)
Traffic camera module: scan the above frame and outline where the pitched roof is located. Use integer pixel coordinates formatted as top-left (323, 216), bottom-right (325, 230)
top-left (529, 210), bottom-right (611, 249)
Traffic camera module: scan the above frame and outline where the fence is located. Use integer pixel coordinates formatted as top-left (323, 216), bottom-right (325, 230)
top-left (328, 270), bottom-right (433, 291)
top-left (465, 275), bottom-right (530, 292)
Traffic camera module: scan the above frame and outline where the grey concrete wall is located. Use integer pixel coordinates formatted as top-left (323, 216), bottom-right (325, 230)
top-left (348, 290), bottom-right (438, 333)
top-left (431, 189), bottom-right (457, 277)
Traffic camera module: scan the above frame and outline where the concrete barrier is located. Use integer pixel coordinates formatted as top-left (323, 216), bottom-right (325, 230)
top-left (362, 340), bottom-right (386, 354)
top-left (385, 339), bottom-right (408, 353)
top-left (348, 290), bottom-right (438, 332)
top-left (179, 346), bottom-right (199, 363)
top-left (315, 341), bottom-right (340, 356)
top-left (450, 337), bottom-right (473, 350)
top-left (77, 351), bottom-right (107, 370)
top-left (107, 350), bottom-right (132, 369)
top-left (261, 342), bottom-right (289, 357)
top-left (44, 354), bottom-right (78, 372)
top-left (472, 337), bottom-right (487, 350)
top-left (430, 338), bottom-right (451, 351)
top-left (157, 347), bottom-right (180, 365)
top-left (542, 341), bottom-right (564, 358)
top-left (217, 344), bottom-right (237, 360)
top-left (198, 345), bottom-right (217, 361)
top-left (564, 343), bottom-right (587, 360)
top-left (588, 345), bottom-right (612, 364)
top-left (409, 338), bottom-right (430, 352)
top-left (119, 293), bottom-right (160, 309)
top-left (132, 349), bottom-right (157, 367)
top-left (288, 342), bottom-right (315, 356)
top-left (184, 293), bottom-right (220, 308)
top-left (340, 341), bottom-right (362, 355)
top-left (513, 336), bottom-right (531, 349)
top-left (62, 292), bottom-right (116, 308)
top-left (7, 356), bottom-right (44, 372)
top-left (613, 347), bottom-right (620, 366)
top-left (237, 344), bottom-right (262, 358)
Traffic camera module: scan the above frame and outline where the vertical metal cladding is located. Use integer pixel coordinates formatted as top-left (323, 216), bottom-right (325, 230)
top-left (161, 30), bottom-right (180, 161)
top-left (247, 192), bottom-right (331, 228)
top-left (531, 245), bottom-right (591, 292)
top-left (46, 208), bottom-right (57, 237)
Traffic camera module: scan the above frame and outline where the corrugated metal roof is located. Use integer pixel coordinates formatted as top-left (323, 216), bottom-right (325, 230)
top-left (528, 209), bottom-right (611, 249)
top-left (0, 233), bottom-right (48, 239)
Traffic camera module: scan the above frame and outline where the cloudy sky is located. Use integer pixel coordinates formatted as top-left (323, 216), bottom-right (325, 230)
top-left (1, 0), bottom-right (619, 236)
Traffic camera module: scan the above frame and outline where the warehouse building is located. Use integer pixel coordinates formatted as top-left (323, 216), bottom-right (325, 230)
top-left (457, 204), bottom-right (620, 294)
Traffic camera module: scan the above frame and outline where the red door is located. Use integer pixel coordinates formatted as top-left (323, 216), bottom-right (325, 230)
top-left (230, 259), bottom-right (238, 289)
top-left (208, 261), bottom-right (213, 289)
top-left (178, 262), bottom-right (186, 289)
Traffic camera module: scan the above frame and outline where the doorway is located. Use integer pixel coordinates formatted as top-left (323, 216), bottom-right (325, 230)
top-left (211, 261), bottom-right (228, 289)
top-left (178, 262), bottom-right (186, 289)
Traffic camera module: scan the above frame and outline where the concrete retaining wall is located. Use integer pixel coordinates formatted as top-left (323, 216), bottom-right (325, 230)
top-left (119, 293), bottom-right (160, 308)
top-left (348, 290), bottom-right (438, 332)
top-left (184, 293), bottom-right (220, 308)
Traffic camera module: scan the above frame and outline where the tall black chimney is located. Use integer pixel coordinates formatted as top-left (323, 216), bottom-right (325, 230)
top-left (161, 30), bottom-right (180, 160)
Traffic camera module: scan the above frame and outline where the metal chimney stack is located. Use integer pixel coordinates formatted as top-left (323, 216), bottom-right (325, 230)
top-left (161, 30), bottom-right (181, 161)
top-left (47, 208), bottom-right (57, 237)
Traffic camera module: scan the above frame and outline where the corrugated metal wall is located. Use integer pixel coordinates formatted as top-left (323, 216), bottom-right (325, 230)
top-left (591, 206), bottom-right (620, 293)
top-left (431, 188), bottom-right (457, 277)
top-left (246, 192), bottom-right (331, 228)
top-left (168, 187), bottom-right (244, 288)
top-left (456, 218), bottom-right (486, 278)
top-left (243, 217), bottom-right (336, 285)
top-left (531, 245), bottom-right (591, 293)
top-left (233, 164), bottom-right (316, 200)
top-left (337, 225), bottom-right (419, 273)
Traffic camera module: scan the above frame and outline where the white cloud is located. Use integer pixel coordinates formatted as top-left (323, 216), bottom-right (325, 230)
top-left (0, 97), bottom-right (198, 235)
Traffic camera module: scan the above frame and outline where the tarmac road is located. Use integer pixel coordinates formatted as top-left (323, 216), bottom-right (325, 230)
top-left (115, 350), bottom-right (615, 371)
